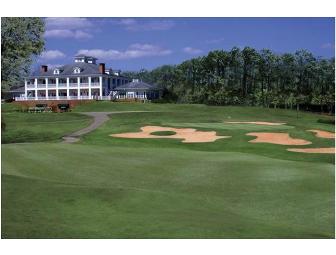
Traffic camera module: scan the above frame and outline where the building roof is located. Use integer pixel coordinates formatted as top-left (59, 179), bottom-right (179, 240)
top-left (114, 80), bottom-right (160, 91)
top-left (74, 54), bottom-right (87, 57)
top-left (30, 62), bottom-right (103, 78)
top-left (3, 86), bottom-right (25, 93)
top-left (28, 55), bottom-right (131, 78)
top-left (29, 62), bottom-right (120, 78)
top-left (74, 54), bottom-right (97, 60)
top-left (10, 86), bottom-right (25, 92)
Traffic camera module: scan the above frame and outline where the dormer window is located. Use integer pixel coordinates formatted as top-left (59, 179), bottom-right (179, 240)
top-left (53, 69), bottom-right (60, 75)
top-left (74, 55), bottom-right (97, 64)
top-left (73, 67), bottom-right (81, 74)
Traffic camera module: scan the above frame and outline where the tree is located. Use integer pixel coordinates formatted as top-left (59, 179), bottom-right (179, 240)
top-left (285, 93), bottom-right (296, 110)
top-left (257, 49), bottom-right (276, 106)
top-left (1, 17), bottom-right (45, 90)
top-left (241, 47), bottom-right (258, 98)
top-left (132, 46), bottom-right (333, 114)
top-left (279, 53), bottom-right (296, 94)
top-left (294, 49), bottom-right (315, 95)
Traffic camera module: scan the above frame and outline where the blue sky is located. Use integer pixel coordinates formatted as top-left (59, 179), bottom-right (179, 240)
top-left (39, 17), bottom-right (335, 71)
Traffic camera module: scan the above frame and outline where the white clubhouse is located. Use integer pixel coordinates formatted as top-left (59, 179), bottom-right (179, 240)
top-left (19, 55), bottom-right (161, 101)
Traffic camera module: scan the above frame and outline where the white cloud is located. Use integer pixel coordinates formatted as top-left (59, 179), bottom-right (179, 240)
top-left (119, 18), bottom-right (137, 26)
top-left (77, 44), bottom-right (172, 60)
top-left (206, 37), bottom-right (225, 44)
top-left (183, 47), bottom-right (203, 55)
top-left (45, 17), bottom-right (93, 30)
top-left (321, 42), bottom-right (335, 49)
top-left (39, 50), bottom-right (66, 60)
top-left (118, 19), bottom-right (175, 31)
top-left (45, 29), bottom-right (92, 39)
top-left (44, 18), bottom-right (93, 39)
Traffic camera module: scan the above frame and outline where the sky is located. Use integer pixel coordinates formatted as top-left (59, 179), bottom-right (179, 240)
top-left (38, 17), bottom-right (335, 71)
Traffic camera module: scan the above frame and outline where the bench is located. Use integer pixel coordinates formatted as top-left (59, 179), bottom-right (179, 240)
top-left (28, 104), bottom-right (52, 113)
top-left (58, 104), bottom-right (70, 112)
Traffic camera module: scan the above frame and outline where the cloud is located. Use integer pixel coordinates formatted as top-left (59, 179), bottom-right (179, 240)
top-left (183, 47), bottom-right (203, 55)
top-left (44, 18), bottom-right (93, 39)
top-left (118, 18), bottom-right (175, 31)
top-left (39, 50), bottom-right (66, 60)
top-left (205, 37), bottom-right (225, 44)
top-left (45, 29), bottom-right (92, 39)
top-left (45, 17), bottom-right (93, 30)
top-left (119, 18), bottom-right (137, 26)
top-left (321, 42), bottom-right (335, 49)
top-left (77, 44), bottom-right (172, 60)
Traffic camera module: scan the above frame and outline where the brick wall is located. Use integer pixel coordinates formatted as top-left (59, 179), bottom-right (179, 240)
top-left (14, 100), bottom-right (93, 112)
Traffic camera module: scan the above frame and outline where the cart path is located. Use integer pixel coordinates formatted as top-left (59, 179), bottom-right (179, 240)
top-left (62, 111), bottom-right (156, 143)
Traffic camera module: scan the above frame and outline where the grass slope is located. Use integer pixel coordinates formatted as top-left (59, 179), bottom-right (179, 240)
top-left (2, 143), bottom-right (334, 238)
top-left (1, 102), bottom-right (335, 238)
top-left (1, 105), bottom-right (91, 143)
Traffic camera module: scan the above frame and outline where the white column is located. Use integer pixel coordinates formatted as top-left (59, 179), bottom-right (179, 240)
top-left (56, 78), bottom-right (59, 99)
top-left (34, 78), bottom-right (38, 100)
top-left (24, 79), bottom-right (27, 98)
top-left (99, 76), bottom-right (103, 97)
top-left (66, 77), bottom-right (69, 99)
top-left (45, 78), bottom-right (49, 99)
top-left (77, 77), bottom-right (81, 99)
top-left (88, 76), bottom-right (92, 99)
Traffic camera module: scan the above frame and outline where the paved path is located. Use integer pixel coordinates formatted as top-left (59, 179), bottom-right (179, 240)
top-left (62, 111), bottom-right (155, 143)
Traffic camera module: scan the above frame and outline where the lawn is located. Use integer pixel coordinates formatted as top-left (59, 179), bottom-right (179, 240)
top-left (1, 102), bottom-right (335, 238)
top-left (1, 103), bottom-right (91, 143)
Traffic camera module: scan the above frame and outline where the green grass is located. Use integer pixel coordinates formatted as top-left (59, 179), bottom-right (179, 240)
top-left (150, 131), bottom-right (177, 136)
top-left (2, 143), bottom-right (334, 238)
top-left (77, 103), bottom-right (334, 164)
top-left (164, 122), bottom-right (295, 131)
top-left (1, 102), bottom-right (335, 238)
top-left (1, 111), bottom-right (91, 143)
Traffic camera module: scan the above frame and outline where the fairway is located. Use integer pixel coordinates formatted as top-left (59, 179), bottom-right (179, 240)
top-left (1, 102), bottom-right (335, 238)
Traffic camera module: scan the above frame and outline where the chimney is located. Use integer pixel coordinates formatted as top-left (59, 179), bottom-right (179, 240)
top-left (99, 63), bottom-right (105, 74)
top-left (41, 65), bottom-right (48, 73)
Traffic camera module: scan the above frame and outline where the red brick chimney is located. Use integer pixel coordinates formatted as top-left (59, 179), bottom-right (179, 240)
top-left (41, 65), bottom-right (48, 73)
top-left (99, 63), bottom-right (105, 74)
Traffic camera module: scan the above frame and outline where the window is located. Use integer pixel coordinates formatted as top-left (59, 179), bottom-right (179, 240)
top-left (73, 67), bottom-right (81, 74)
top-left (53, 69), bottom-right (60, 75)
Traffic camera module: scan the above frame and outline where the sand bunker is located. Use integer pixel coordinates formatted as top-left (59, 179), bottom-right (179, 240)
top-left (111, 126), bottom-right (230, 143)
top-left (226, 121), bottom-right (286, 126)
top-left (307, 129), bottom-right (335, 139)
top-left (287, 148), bottom-right (335, 154)
top-left (246, 132), bottom-right (311, 145)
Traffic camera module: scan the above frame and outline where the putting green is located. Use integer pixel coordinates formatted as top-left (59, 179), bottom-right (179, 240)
top-left (150, 131), bottom-right (177, 136)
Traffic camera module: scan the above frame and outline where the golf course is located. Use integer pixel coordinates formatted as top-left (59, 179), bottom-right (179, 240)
top-left (1, 102), bottom-right (335, 238)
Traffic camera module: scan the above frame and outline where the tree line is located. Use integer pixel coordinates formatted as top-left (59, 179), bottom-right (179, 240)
top-left (124, 47), bottom-right (335, 113)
